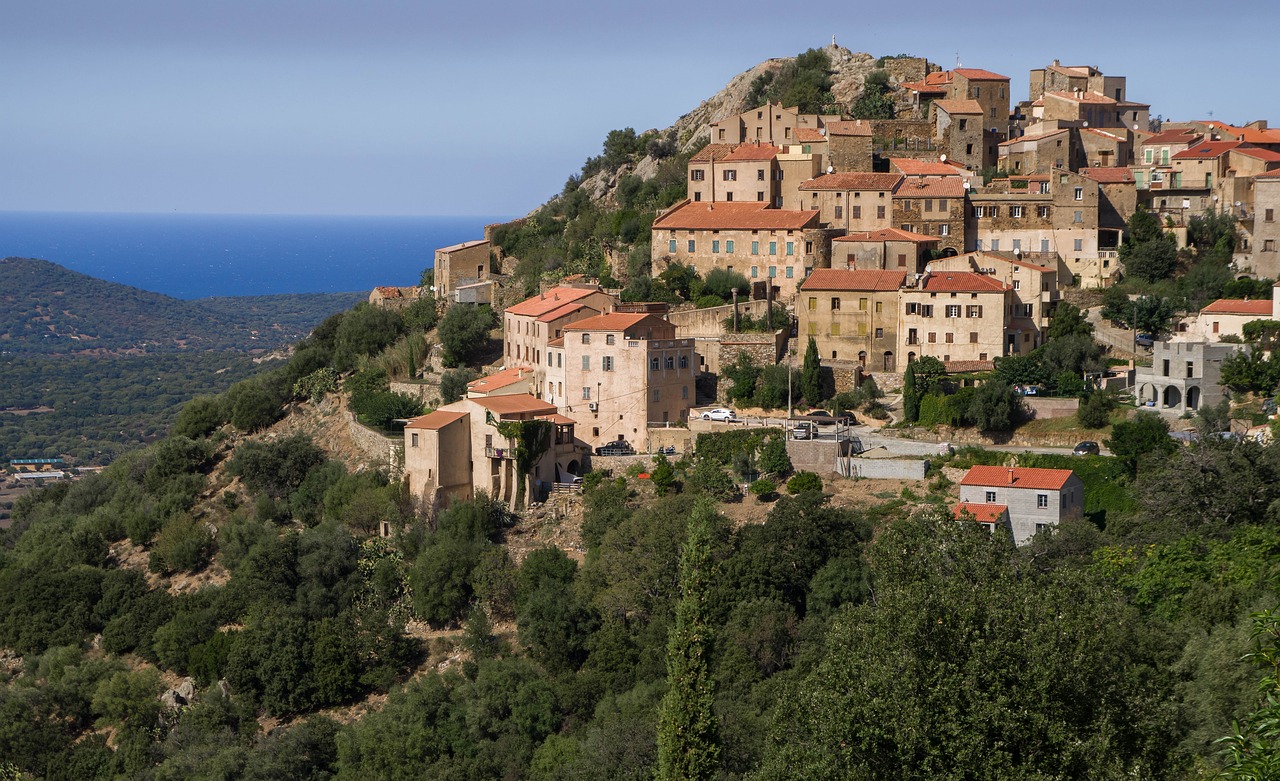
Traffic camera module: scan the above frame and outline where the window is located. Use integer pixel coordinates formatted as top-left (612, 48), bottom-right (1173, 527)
top-left (1040, 238), bottom-right (1050, 252)
top-left (1266, 209), bottom-right (1274, 222)
top-left (959, 118), bottom-right (968, 131)
top-left (970, 332), bottom-right (978, 343)
top-left (875, 301), bottom-right (883, 313)
top-left (852, 205), bottom-right (862, 219)
top-left (751, 241), bottom-right (759, 255)
top-left (1073, 210), bottom-right (1083, 224)
top-left (693, 192), bottom-right (701, 201)
top-left (875, 327), bottom-right (883, 338)
top-left (785, 266), bottom-right (794, 278)
top-left (757, 191), bottom-right (765, 201)
top-left (582, 355), bottom-right (590, 370)
top-left (786, 242), bottom-right (794, 255)
top-left (725, 239), bottom-right (735, 253)
top-left (1073, 187), bottom-right (1083, 201)
top-left (1186, 361), bottom-right (1194, 379)
top-left (808, 297), bottom-right (817, 311)
top-left (924, 199), bottom-right (933, 213)
top-left (985, 490), bottom-right (997, 503)
top-left (1010, 205), bottom-right (1024, 218)
top-left (921, 304), bottom-right (934, 317)
top-left (679, 355), bottom-right (688, 369)
top-left (1012, 280), bottom-right (1020, 290)
top-left (606, 334), bottom-right (616, 345)
top-left (769, 241), bottom-right (777, 255)
top-left (966, 143), bottom-right (974, 155)
top-left (602, 356), bottom-right (614, 371)
top-left (669, 239), bottom-right (677, 253)
top-left (901, 224), bottom-right (913, 233)
top-left (1012, 239), bottom-right (1021, 253)
top-left (831, 297), bottom-right (841, 310)
top-left (650, 357), bottom-right (660, 371)
top-left (1162, 359), bottom-right (1170, 377)
top-left (665, 356), bottom-right (674, 369)
top-left (1021, 303), bottom-right (1034, 317)
top-left (967, 305), bottom-right (982, 317)
top-left (682, 385), bottom-right (689, 399)
top-left (411, 433), bottom-right (418, 447)
top-left (557, 353), bottom-right (562, 367)
top-left (928, 332), bottom-right (937, 343)
top-left (831, 322), bottom-right (841, 336)
top-left (859, 297), bottom-right (868, 311)
top-left (581, 333), bottom-right (590, 344)
top-left (1073, 239), bottom-right (1083, 252)
top-left (1265, 240), bottom-right (1276, 252)
top-left (712, 240), bottom-right (720, 254)
top-left (834, 205), bottom-right (843, 219)
top-left (768, 266), bottom-right (777, 278)
top-left (582, 387), bottom-right (591, 400)
top-left (652, 389), bottom-right (660, 402)
top-left (687, 240), bottom-right (696, 252)
top-left (946, 305), bottom-right (960, 318)
top-left (691, 169), bottom-right (704, 181)
top-left (723, 170), bottom-right (736, 181)
top-left (973, 86), bottom-right (981, 98)
top-left (990, 239), bottom-right (999, 251)
top-left (1144, 148), bottom-right (1153, 164)
top-left (1037, 205), bottom-right (1049, 218)
top-left (757, 169), bottom-right (765, 181)
top-left (945, 332), bottom-right (954, 343)
top-left (877, 205), bottom-right (885, 219)
top-left (907, 303), bottom-right (918, 315)
top-left (939, 224), bottom-right (950, 236)
top-left (1037, 494), bottom-right (1049, 509)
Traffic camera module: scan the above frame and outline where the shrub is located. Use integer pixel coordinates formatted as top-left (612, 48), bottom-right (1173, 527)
top-left (438, 305), bottom-right (496, 367)
top-left (1078, 391), bottom-right (1115, 429)
top-left (786, 471), bottom-right (824, 495)
top-left (749, 479), bottom-right (777, 499)
top-left (439, 368), bottom-right (479, 404)
top-left (149, 515), bottom-right (214, 574)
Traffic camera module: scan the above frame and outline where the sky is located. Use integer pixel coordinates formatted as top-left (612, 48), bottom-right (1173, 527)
top-left (2, 1), bottom-right (1276, 217)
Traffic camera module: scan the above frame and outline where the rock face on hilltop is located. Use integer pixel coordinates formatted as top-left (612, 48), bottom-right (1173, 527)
top-left (574, 43), bottom-right (932, 208)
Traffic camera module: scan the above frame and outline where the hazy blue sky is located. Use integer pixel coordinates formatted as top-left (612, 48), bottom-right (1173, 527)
top-left (2, 1), bottom-right (1274, 217)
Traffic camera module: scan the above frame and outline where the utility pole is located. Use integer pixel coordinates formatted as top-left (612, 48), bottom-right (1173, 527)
top-left (732, 288), bottom-right (739, 333)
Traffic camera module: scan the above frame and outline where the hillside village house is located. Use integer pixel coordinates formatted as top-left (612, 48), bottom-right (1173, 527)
top-left (825, 119), bottom-right (874, 173)
top-left (831, 229), bottom-right (938, 273)
top-left (967, 169), bottom-right (1103, 263)
top-left (957, 465), bottom-right (1083, 546)
top-left (1250, 170), bottom-right (1280, 278)
top-left (798, 172), bottom-right (901, 231)
top-left (929, 250), bottom-right (1061, 334)
top-left (892, 174), bottom-right (968, 253)
top-left (799, 269), bottom-right (904, 369)
top-left (650, 200), bottom-right (825, 300)
top-left (466, 365), bottom-right (534, 398)
top-left (434, 239), bottom-right (492, 303)
top-left (503, 285), bottom-right (617, 370)
top-left (1182, 284), bottom-right (1280, 341)
top-left (1134, 341), bottom-right (1238, 415)
top-left (404, 394), bottom-right (584, 510)
top-left (899, 270), bottom-right (1012, 364)
top-left (928, 99), bottom-right (986, 170)
top-left (558, 313), bottom-right (697, 452)
top-left (708, 102), bottom-right (839, 146)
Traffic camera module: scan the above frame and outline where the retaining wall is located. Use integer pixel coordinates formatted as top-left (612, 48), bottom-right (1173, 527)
top-left (839, 457), bottom-right (929, 480)
top-left (1022, 396), bottom-right (1080, 420)
top-left (344, 411), bottom-right (405, 477)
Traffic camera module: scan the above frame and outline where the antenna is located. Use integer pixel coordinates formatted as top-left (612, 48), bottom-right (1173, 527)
top-left (955, 52), bottom-right (961, 68)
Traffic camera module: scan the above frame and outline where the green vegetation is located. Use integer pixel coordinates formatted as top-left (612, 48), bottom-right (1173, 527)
top-left (850, 68), bottom-right (896, 119)
top-left (745, 48), bottom-right (835, 114)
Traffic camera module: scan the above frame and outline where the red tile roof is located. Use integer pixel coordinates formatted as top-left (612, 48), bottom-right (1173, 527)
top-left (436, 239), bottom-right (488, 254)
top-left (690, 143), bottom-right (736, 163)
top-left (723, 142), bottom-right (782, 162)
top-left (945, 360), bottom-right (996, 373)
top-left (894, 176), bottom-right (966, 198)
top-left (961, 465), bottom-right (1076, 490)
top-left (1258, 168), bottom-right (1280, 179)
top-left (799, 172), bottom-right (903, 191)
top-left (920, 271), bottom-right (1009, 292)
top-left (1232, 147), bottom-right (1280, 163)
top-left (1079, 167), bottom-right (1136, 184)
top-left (795, 127), bottom-right (827, 142)
top-left (506, 286), bottom-right (603, 318)
top-left (835, 228), bottom-right (939, 244)
top-left (999, 128), bottom-right (1068, 146)
top-left (1044, 90), bottom-right (1116, 105)
top-left (374, 286), bottom-right (405, 298)
top-left (652, 201), bottom-right (819, 230)
top-left (562, 312), bottom-right (658, 332)
top-left (537, 301), bottom-right (598, 323)
top-left (472, 394), bottom-right (558, 417)
top-left (953, 68), bottom-right (1009, 81)
top-left (537, 413), bottom-right (578, 426)
top-left (1083, 127), bottom-right (1125, 141)
top-left (1142, 129), bottom-right (1201, 146)
top-left (467, 366), bottom-right (534, 393)
top-left (1173, 141), bottom-right (1243, 160)
top-left (890, 158), bottom-right (969, 176)
top-left (1201, 299), bottom-right (1273, 316)
top-left (800, 269), bottom-right (906, 292)
top-left (547, 337), bottom-right (565, 347)
top-left (953, 502), bottom-right (1009, 523)
top-left (406, 410), bottom-right (468, 430)
top-left (932, 99), bottom-right (983, 115)
top-left (825, 120), bottom-right (872, 137)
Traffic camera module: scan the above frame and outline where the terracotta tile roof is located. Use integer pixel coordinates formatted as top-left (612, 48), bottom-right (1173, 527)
top-left (1236, 128), bottom-right (1280, 145)
top-left (1257, 168), bottom-right (1280, 179)
top-left (537, 301), bottom-right (597, 323)
top-left (1079, 167), bottom-right (1136, 184)
top-left (798, 172), bottom-right (903, 191)
top-left (505, 286), bottom-right (602, 318)
top-left (890, 158), bottom-right (968, 176)
top-left (472, 394), bottom-right (558, 417)
top-left (436, 239), bottom-right (488, 254)
top-left (953, 68), bottom-right (1009, 81)
top-left (547, 337), bottom-right (565, 347)
top-left (1044, 90), bottom-right (1117, 105)
top-left (921, 271), bottom-right (1009, 292)
top-left (960, 465), bottom-right (1076, 490)
top-left (652, 201), bottom-right (819, 230)
top-left (1232, 147), bottom-right (1280, 163)
top-left (406, 410), bottom-right (468, 430)
top-left (945, 360), bottom-right (996, 373)
top-left (825, 120), bottom-right (872, 136)
top-left (795, 127), bottom-right (827, 142)
top-left (536, 413), bottom-right (577, 426)
top-left (467, 366), bottom-right (534, 393)
top-left (893, 176), bottom-right (966, 198)
top-left (1082, 127), bottom-right (1124, 140)
top-left (932, 99), bottom-right (983, 115)
top-left (1142, 129), bottom-right (1201, 146)
top-left (723, 142), bottom-right (782, 162)
top-left (1201, 298), bottom-right (1273, 315)
top-left (835, 228), bottom-right (939, 244)
top-left (374, 286), bottom-right (405, 298)
top-left (800, 269), bottom-right (906, 292)
top-left (1173, 141), bottom-right (1242, 160)
top-left (999, 128), bottom-right (1068, 146)
top-left (899, 79), bottom-right (949, 95)
top-left (690, 143), bottom-right (736, 163)
top-left (953, 502), bottom-right (1009, 523)
top-left (562, 312), bottom-right (654, 332)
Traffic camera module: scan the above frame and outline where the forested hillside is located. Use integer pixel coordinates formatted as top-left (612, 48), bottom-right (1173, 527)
top-left (0, 257), bottom-right (363, 355)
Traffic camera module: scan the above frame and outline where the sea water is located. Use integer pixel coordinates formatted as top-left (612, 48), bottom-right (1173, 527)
top-left (0, 211), bottom-right (511, 299)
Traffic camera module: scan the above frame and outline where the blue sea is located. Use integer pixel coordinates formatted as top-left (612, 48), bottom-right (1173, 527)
top-left (0, 212), bottom-right (513, 299)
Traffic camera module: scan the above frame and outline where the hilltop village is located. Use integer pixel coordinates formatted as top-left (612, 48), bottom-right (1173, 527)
top-left (387, 53), bottom-right (1280, 541)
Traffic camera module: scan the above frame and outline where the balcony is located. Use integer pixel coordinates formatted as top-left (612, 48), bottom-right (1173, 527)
top-left (485, 446), bottom-right (514, 460)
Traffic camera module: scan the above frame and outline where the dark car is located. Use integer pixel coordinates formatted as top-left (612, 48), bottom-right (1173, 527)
top-left (1135, 333), bottom-right (1155, 348)
top-left (595, 442), bottom-right (635, 456)
top-left (1072, 441), bottom-right (1100, 456)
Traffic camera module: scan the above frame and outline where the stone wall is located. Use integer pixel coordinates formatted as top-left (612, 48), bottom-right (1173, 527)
top-left (838, 457), bottom-right (930, 480)
top-left (1022, 396), bottom-right (1080, 420)
top-left (667, 300), bottom-right (773, 338)
top-left (881, 56), bottom-right (932, 86)
top-left (344, 410), bottom-right (404, 478)
top-left (718, 330), bottom-right (787, 373)
top-left (390, 379), bottom-right (441, 408)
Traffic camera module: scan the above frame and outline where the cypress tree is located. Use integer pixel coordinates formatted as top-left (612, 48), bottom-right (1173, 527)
top-left (656, 500), bottom-right (721, 781)
top-left (801, 336), bottom-right (823, 405)
top-left (903, 362), bottom-right (919, 423)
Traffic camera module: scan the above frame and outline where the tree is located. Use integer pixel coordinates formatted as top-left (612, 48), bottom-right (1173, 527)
top-left (702, 269), bottom-right (750, 301)
top-left (758, 435), bottom-right (793, 477)
top-left (651, 454), bottom-right (677, 496)
top-left (1045, 302), bottom-right (1094, 340)
top-left (656, 500), bottom-right (721, 781)
top-left (438, 304), bottom-right (496, 367)
top-left (850, 69), bottom-right (896, 119)
top-left (786, 471), bottom-right (823, 495)
top-left (1216, 608), bottom-right (1280, 780)
top-left (1119, 206), bottom-right (1179, 281)
top-left (968, 380), bottom-right (1020, 432)
top-left (724, 352), bottom-right (761, 406)
top-left (801, 337), bottom-right (823, 405)
top-left (1105, 411), bottom-right (1176, 473)
top-left (1077, 390), bottom-right (1116, 429)
top-left (439, 367), bottom-right (478, 404)
top-left (902, 362), bottom-right (919, 423)
top-left (1221, 348), bottom-right (1280, 393)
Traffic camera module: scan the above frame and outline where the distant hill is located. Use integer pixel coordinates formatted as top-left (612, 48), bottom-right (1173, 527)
top-left (0, 257), bottom-right (365, 356)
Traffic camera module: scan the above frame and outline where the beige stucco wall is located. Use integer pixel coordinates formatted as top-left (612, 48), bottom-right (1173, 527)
top-left (801, 188), bottom-right (893, 232)
top-left (899, 287), bottom-right (1009, 362)
top-left (799, 288), bottom-right (900, 369)
top-left (651, 226), bottom-right (818, 301)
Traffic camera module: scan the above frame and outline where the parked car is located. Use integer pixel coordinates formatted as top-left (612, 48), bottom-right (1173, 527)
top-left (792, 422), bottom-right (815, 440)
top-left (702, 408), bottom-right (738, 422)
top-left (1072, 441), bottom-right (1100, 456)
top-left (1135, 333), bottom-right (1155, 348)
top-left (595, 442), bottom-right (635, 456)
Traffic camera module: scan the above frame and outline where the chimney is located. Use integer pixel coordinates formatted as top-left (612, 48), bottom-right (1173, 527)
top-left (1007, 468), bottom-right (1015, 484)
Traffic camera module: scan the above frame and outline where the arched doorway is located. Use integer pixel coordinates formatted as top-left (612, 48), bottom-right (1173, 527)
top-left (858, 350), bottom-right (867, 367)
top-left (908, 351), bottom-right (917, 364)
top-left (1186, 386), bottom-right (1200, 410)
top-left (1163, 385), bottom-right (1182, 409)
top-left (883, 351), bottom-right (895, 371)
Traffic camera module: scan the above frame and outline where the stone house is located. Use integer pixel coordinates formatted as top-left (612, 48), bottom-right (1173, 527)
top-left (1250, 170), bottom-right (1280, 278)
top-left (930, 99), bottom-right (987, 170)
top-left (798, 172), bottom-right (902, 231)
top-left (831, 229), bottom-right (938, 273)
top-left (948, 68), bottom-right (1011, 167)
top-left (503, 285), bottom-right (617, 370)
top-left (792, 128), bottom-right (829, 170)
top-left (825, 120), bottom-right (874, 173)
top-left (1133, 128), bottom-right (1201, 193)
top-left (1079, 167), bottom-right (1137, 239)
top-left (1134, 341), bottom-right (1239, 415)
top-left (968, 169), bottom-right (1100, 265)
top-left (466, 366), bottom-right (535, 398)
top-left (798, 269), bottom-right (905, 370)
top-left (1183, 285), bottom-right (1279, 341)
top-left (434, 240), bottom-right (491, 302)
top-left (368, 286), bottom-right (420, 309)
top-left (958, 465), bottom-right (1084, 546)
top-left (899, 270), bottom-right (1012, 364)
top-left (1037, 90), bottom-right (1147, 131)
top-left (708, 102), bottom-right (839, 146)
top-left (686, 144), bottom-right (736, 203)
top-left (649, 200), bottom-right (825, 300)
top-left (892, 175), bottom-right (968, 253)
top-left (776, 144), bottom-right (825, 209)
top-left (1080, 127), bottom-right (1130, 170)
top-left (898, 70), bottom-right (952, 115)
top-left (560, 313), bottom-right (697, 452)
top-left (998, 127), bottom-right (1070, 174)
top-left (928, 250), bottom-right (1061, 336)
top-left (1029, 61), bottom-right (1129, 104)
top-left (404, 394), bottom-right (584, 510)
top-left (699, 142), bottom-right (784, 206)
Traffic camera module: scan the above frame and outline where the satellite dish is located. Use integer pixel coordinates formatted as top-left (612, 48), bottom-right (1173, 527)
top-left (939, 153), bottom-right (947, 162)
top-left (1083, 121), bottom-right (1089, 127)
top-left (827, 165), bottom-right (834, 174)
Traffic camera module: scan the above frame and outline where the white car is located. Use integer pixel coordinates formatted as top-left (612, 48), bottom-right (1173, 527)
top-left (702, 408), bottom-right (738, 422)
